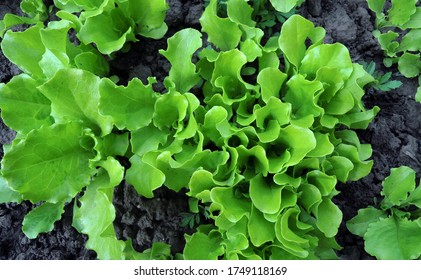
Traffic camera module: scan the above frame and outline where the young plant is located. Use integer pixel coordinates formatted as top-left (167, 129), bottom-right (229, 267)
top-left (362, 61), bottom-right (402, 92)
top-left (347, 166), bottom-right (421, 260)
top-left (367, 0), bottom-right (421, 102)
top-left (1, 0), bottom-right (169, 55)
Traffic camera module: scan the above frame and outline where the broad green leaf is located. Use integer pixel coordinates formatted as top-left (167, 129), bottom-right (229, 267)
top-left (398, 29), bottom-right (421, 53)
top-left (225, 217), bottom-right (249, 256)
top-left (22, 202), bottom-right (65, 239)
top-left (99, 78), bottom-right (157, 131)
top-left (134, 242), bottom-right (172, 260)
top-left (0, 11), bottom-right (44, 37)
top-left (300, 43), bottom-right (354, 80)
top-left (273, 173), bottom-right (301, 188)
top-left (278, 125), bottom-right (316, 167)
top-left (279, 15), bottom-right (325, 70)
top-left (2, 123), bottom-right (96, 203)
top-left (416, 81), bottom-right (421, 103)
top-left (381, 166), bottom-right (416, 207)
top-left (250, 174), bottom-right (282, 214)
top-left (306, 132), bottom-right (334, 158)
top-left (102, 132), bottom-right (129, 157)
top-left (211, 49), bottom-right (249, 104)
top-left (257, 68), bottom-right (287, 102)
top-left (200, 0), bottom-right (242, 51)
top-left (375, 30), bottom-right (399, 57)
top-left (306, 170), bottom-right (337, 197)
top-left (365, 217), bottom-right (421, 260)
top-left (20, 0), bottom-right (48, 19)
top-left (125, 154), bottom-right (165, 198)
top-left (53, 0), bottom-right (81, 13)
top-left (118, 0), bottom-right (168, 38)
top-left (407, 181), bottom-right (421, 208)
top-left (298, 183), bottom-right (322, 213)
top-left (275, 207), bottom-right (310, 258)
top-left (337, 106), bottom-right (380, 130)
top-left (335, 144), bottom-right (374, 181)
top-left (402, 7), bottom-right (421, 29)
top-left (236, 145), bottom-right (270, 179)
top-left (255, 97), bottom-right (291, 143)
top-left (270, 0), bottom-right (300, 13)
top-left (240, 39), bottom-right (262, 62)
top-left (39, 68), bottom-right (113, 136)
top-left (160, 28), bottom-right (202, 93)
top-left (248, 205), bottom-right (276, 246)
top-left (367, 0), bottom-right (386, 15)
top-left (210, 186), bottom-right (250, 223)
top-left (188, 170), bottom-right (215, 200)
top-left (398, 53), bottom-right (421, 78)
top-left (1, 24), bottom-right (45, 77)
top-left (203, 106), bottom-right (231, 144)
top-left (284, 74), bottom-right (324, 120)
top-left (131, 125), bottom-right (168, 156)
top-left (315, 198), bottom-right (342, 238)
top-left (153, 89), bottom-right (189, 130)
top-left (388, 0), bottom-right (417, 27)
top-left (346, 207), bottom-right (387, 237)
top-left (0, 74), bottom-right (53, 134)
top-left (78, 8), bottom-right (136, 55)
top-left (0, 176), bottom-right (22, 203)
top-left (38, 20), bottom-right (74, 78)
top-left (184, 232), bottom-right (224, 260)
top-left (74, 51), bottom-right (109, 76)
top-left (152, 149), bottom-right (227, 192)
top-left (86, 236), bottom-right (126, 260)
top-left (227, 0), bottom-right (255, 28)
top-left (322, 156), bottom-right (354, 182)
top-left (73, 157), bottom-right (126, 260)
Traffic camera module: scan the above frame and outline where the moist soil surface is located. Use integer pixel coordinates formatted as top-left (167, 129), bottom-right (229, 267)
top-left (1, 0), bottom-right (420, 260)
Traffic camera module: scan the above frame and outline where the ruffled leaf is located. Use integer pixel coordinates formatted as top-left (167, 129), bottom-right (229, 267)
top-left (99, 77), bottom-right (157, 131)
top-left (2, 123), bottom-right (96, 203)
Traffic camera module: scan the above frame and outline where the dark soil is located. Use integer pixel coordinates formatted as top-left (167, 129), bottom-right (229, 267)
top-left (1, 0), bottom-right (420, 260)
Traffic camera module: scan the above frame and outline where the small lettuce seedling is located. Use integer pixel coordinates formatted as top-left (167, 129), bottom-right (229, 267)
top-left (347, 166), bottom-right (421, 260)
top-left (367, 0), bottom-right (421, 102)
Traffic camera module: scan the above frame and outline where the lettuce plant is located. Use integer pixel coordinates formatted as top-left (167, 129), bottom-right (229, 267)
top-left (0, 0), bottom-right (49, 36)
top-left (367, 0), bottom-right (421, 102)
top-left (347, 166), bottom-right (421, 260)
top-left (1, 0), bottom-right (169, 55)
top-left (0, 0), bottom-right (378, 259)
top-left (173, 0), bottom-right (378, 260)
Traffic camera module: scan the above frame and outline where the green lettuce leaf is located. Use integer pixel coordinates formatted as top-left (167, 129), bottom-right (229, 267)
top-left (99, 77), bottom-right (157, 131)
top-left (73, 157), bottom-right (126, 259)
top-left (0, 74), bottom-right (53, 134)
top-left (1, 123), bottom-right (97, 203)
top-left (78, 7), bottom-right (136, 55)
top-left (22, 201), bottom-right (66, 239)
top-left (0, 176), bottom-right (22, 203)
top-left (200, 0), bottom-right (242, 51)
top-left (160, 28), bottom-right (202, 92)
top-left (365, 217), bottom-right (421, 260)
top-left (39, 68), bottom-right (114, 136)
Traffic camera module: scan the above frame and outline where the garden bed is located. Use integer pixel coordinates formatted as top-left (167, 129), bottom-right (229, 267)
top-left (0, 0), bottom-right (420, 260)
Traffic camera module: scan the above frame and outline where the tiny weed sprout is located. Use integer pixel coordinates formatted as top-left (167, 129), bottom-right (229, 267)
top-left (362, 61), bottom-right (402, 92)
